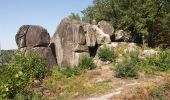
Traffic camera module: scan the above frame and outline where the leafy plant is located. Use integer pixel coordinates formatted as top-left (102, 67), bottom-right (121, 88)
top-left (148, 85), bottom-right (165, 100)
top-left (115, 52), bottom-right (139, 78)
top-left (98, 45), bottom-right (117, 61)
top-left (82, 0), bottom-right (170, 47)
top-left (69, 12), bottom-right (81, 20)
top-left (154, 50), bottom-right (170, 71)
top-left (60, 56), bottom-right (96, 77)
top-left (0, 51), bottom-right (48, 99)
top-left (78, 56), bottom-right (96, 70)
top-left (139, 50), bottom-right (170, 72)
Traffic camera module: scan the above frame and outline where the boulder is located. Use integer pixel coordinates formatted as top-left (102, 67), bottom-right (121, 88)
top-left (92, 25), bottom-right (111, 44)
top-left (15, 25), bottom-right (30, 48)
top-left (51, 18), bottom-right (89, 66)
top-left (84, 24), bottom-right (97, 47)
top-left (22, 47), bottom-right (57, 67)
top-left (16, 25), bottom-right (50, 48)
top-left (98, 21), bottom-right (114, 36)
top-left (139, 49), bottom-right (158, 59)
top-left (115, 30), bottom-right (125, 41)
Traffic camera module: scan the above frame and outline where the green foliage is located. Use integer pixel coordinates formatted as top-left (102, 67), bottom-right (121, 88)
top-left (69, 12), bottom-right (81, 20)
top-left (115, 52), bottom-right (139, 78)
top-left (148, 85), bottom-right (167, 100)
top-left (59, 56), bottom-right (96, 77)
top-left (0, 51), bottom-right (48, 99)
top-left (98, 46), bottom-right (117, 61)
top-left (82, 0), bottom-right (170, 47)
top-left (1, 50), bottom-right (14, 65)
top-left (78, 56), bottom-right (96, 70)
top-left (139, 50), bottom-right (170, 72)
top-left (153, 50), bottom-right (170, 71)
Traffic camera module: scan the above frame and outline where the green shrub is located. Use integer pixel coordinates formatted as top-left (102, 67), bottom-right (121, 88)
top-left (59, 56), bottom-right (96, 77)
top-left (1, 50), bottom-right (14, 65)
top-left (139, 50), bottom-right (170, 72)
top-left (78, 56), bottom-right (96, 70)
top-left (154, 50), bottom-right (170, 71)
top-left (115, 53), bottom-right (139, 78)
top-left (148, 85), bottom-right (165, 100)
top-left (0, 51), bottom-right (48, 99)
top-left (98, 46), bottom-right (117, 61)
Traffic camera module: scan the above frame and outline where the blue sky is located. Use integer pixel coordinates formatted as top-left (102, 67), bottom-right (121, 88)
top-left (0, 0), bottom-right (92, 50)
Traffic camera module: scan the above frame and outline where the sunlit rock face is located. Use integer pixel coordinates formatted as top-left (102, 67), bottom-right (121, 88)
top-left (15, 25), bottom-right (50, 48)
top-left (51, 18), bottom-right (115, 66)
top-left (16, 18), bottom-right (118, 67)
top-left (51, 18), bottom-right (89, 66)
top-left (16, 25), bottom-right (57, 67)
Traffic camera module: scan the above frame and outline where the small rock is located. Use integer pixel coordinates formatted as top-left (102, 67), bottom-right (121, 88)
top-left (139, 49), bottom-right (158, 59)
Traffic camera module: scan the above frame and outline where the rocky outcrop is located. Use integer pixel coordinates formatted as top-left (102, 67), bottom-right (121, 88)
top-left (16, 25), bottom-right (50, 48)
top-left (94, 42), bottom-right (140, 66)
top-left (51, 18), bottom-right (114, 66)
top-left (98, 21), bottom-right (114, 37)
top-left (16, 18), bottom-right (137, 67)
top-left (92, 25), bottom-right (111, 44)
top-left (16, 25), bottom-right (57, 67)
top-left (84, 24), bottom-right (97, 47)
top-left (51, 18), bottom-right (89, 66)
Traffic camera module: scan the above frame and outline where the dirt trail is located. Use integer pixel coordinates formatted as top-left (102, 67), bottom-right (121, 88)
top-left (84, 64), bottom-right (166, 100)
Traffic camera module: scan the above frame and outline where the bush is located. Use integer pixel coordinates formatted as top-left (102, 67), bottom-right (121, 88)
top-left (0, 51), bottom-right (48, 99)
top-left (59, 56), bottom-right (96, 77)
top-left (154, 50), bottom-right (170, 71)
top-left (78, 56), bottom-right (96, 70)
top-left (1, 50), bottom-right (14, 65)
top-left (98, 46), bottom-right (116, 61)
top-left (115, 52), bottom-right (139, 78)
top-left (148, 86), bottom-right (165, 100)
top-left (139, 50), bottom-right (170, 72)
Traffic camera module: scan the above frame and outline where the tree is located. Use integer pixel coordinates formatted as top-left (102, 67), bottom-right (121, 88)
top-left (82, 0), bottom-right (170, 47)
top-left (69, 12), bottom-right (81, 20)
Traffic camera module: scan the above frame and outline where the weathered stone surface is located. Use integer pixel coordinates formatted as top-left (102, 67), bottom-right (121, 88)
top-left (22, 47), bottom-right (57, 67)
top-left (115, 30), bottom-right (125, 41)
top-left (15, 25), bottom-right (30, 48)
top-left (139, 49), bottom-right (158, 59)
top-left (73, 44), bottom-right (88, 52)
top-left (85, 24), bottom-right (97, 47)
top-left (16, 25), bottom-right (50, 48)
top-left (92, 25), bottom-right (111, 44)
top-left (98, 21), bottom-right (114, 36)
top-left (72, 52), bottom-right (89, 66)
top-left (51, 18), bottom-right (89, 66)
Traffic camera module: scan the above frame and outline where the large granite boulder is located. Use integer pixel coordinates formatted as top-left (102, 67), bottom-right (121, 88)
top-left (20, 47), bottom-right (57, 67)
top-left (92, 25), bottom-right (111, 44)
top-left (84, 24), bottom-right (97, 47)
top-left (16, 25), bottom-right (50, 48)
top-left (98, 21), bottom-right (114, 37)
top-left (51, 18), bottom-right (89, 66)
top-left (16, 25), bottom-right (57, 67)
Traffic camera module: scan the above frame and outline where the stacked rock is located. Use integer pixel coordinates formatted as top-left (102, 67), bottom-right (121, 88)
top-left (15, 25), bottom-right (57, 67)
top-left (51, 18), bottom-right (114, 66)
top-left (16, 18), bottom-right (129, 67)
